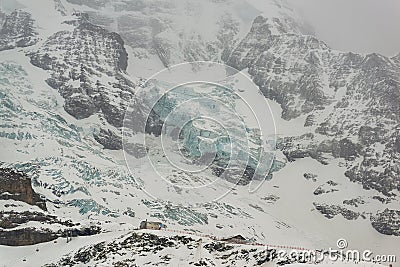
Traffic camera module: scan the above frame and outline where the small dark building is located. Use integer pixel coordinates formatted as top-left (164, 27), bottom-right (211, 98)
top-left (221, 235), bottom-right (247, 244)
top-left (139, 220), bottom-right (166, 230)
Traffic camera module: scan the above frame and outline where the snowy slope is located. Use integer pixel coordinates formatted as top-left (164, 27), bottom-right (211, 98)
top-left (0, 0), bottom-right (399, 266)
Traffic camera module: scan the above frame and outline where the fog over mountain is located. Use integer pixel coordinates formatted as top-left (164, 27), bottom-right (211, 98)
top-left (0, 0), bottom-right (399, 266)
top-left (288, 0), bottom-right (400, 57)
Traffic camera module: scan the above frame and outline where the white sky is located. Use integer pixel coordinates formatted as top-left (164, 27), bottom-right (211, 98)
top-left (287, 0), bottom-right (400, 57)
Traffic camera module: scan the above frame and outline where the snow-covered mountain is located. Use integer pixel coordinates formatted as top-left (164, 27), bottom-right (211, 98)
top-left (0, 0), bottom-right (399, 266)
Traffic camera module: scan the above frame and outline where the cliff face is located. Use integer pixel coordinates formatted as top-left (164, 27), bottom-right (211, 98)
top-left (28, 14), bottom-right (134, 149)
top-left (0, 168), bottom-right (47, 211)
top-left (0, 10), bottom-right (38, 51)
top-left (227, 16), bottom-right (400, 197)
top-left (0, 228), bottom-right (57, 246)
top-left (0, 210), bottom-right (101, 246)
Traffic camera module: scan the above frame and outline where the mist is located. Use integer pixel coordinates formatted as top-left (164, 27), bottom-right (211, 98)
top-left (287, 0), bottom-right (400, 57)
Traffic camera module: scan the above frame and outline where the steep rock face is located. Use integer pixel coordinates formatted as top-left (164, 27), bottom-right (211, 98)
top-left (0, 225), bottom-right (101, 246)
top-left (0, 209), bottom-right (101, 246)
top-left (0, 10), bottom-right (38, 51)
top-left (227, 16), bottom-right (329, 120)
top-left (0, 228), bottom-right (57, 246)
top-left (29, 14), bottom-right (134, 130)
top-left (0, 168), bottom-right (46, 210)
top-left (227, 16), bottom-right (400, 197)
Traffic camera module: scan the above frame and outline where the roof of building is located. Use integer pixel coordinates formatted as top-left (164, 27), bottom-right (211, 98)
top-left (222, 235), bottom-right (247, 241)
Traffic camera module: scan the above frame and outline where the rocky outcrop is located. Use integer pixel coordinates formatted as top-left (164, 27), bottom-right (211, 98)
top-left (229, 16), bottom-right (400, 197)
top-left (0, 209), bottom-right (101, 246)
top-left (0, 211), bottom-right (68, 229)
top-left (61, 225), bottom-right (101, 238)
top-left (227, 16), bottom-right (329, 120)
top-left (93, 128), bottom-right (122, 150)
top-left (0, 168), bottom-right (46, 210)
top-left (278, 135), bottom-right (360, 164)
top-left (313, 203), bottom-right (361, 220)
top-left (44, 231), bottom-right (307, 266)
top-left (371, 209), bottom-right (400, 236)
top-left (0, 228), bottom-right (57, 246)
top-left (342, 197), bottom-right (365, 207)
top-left (0, 10), bottom-right (38, 51)
top-left (313, 181), bottom-right (338, 195)
top-left (303, 173), bottom-right (317, 182)
top-left (51, 232), bottom-right (196, 266)
top-left (0, 210), bottom-right (77, 229)
top-left (372, 195), bottom-right (392, 204)
top-left (0, 225), bottom-right (101, 246)
top-left (29, 13), bottom-right (134, 131)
